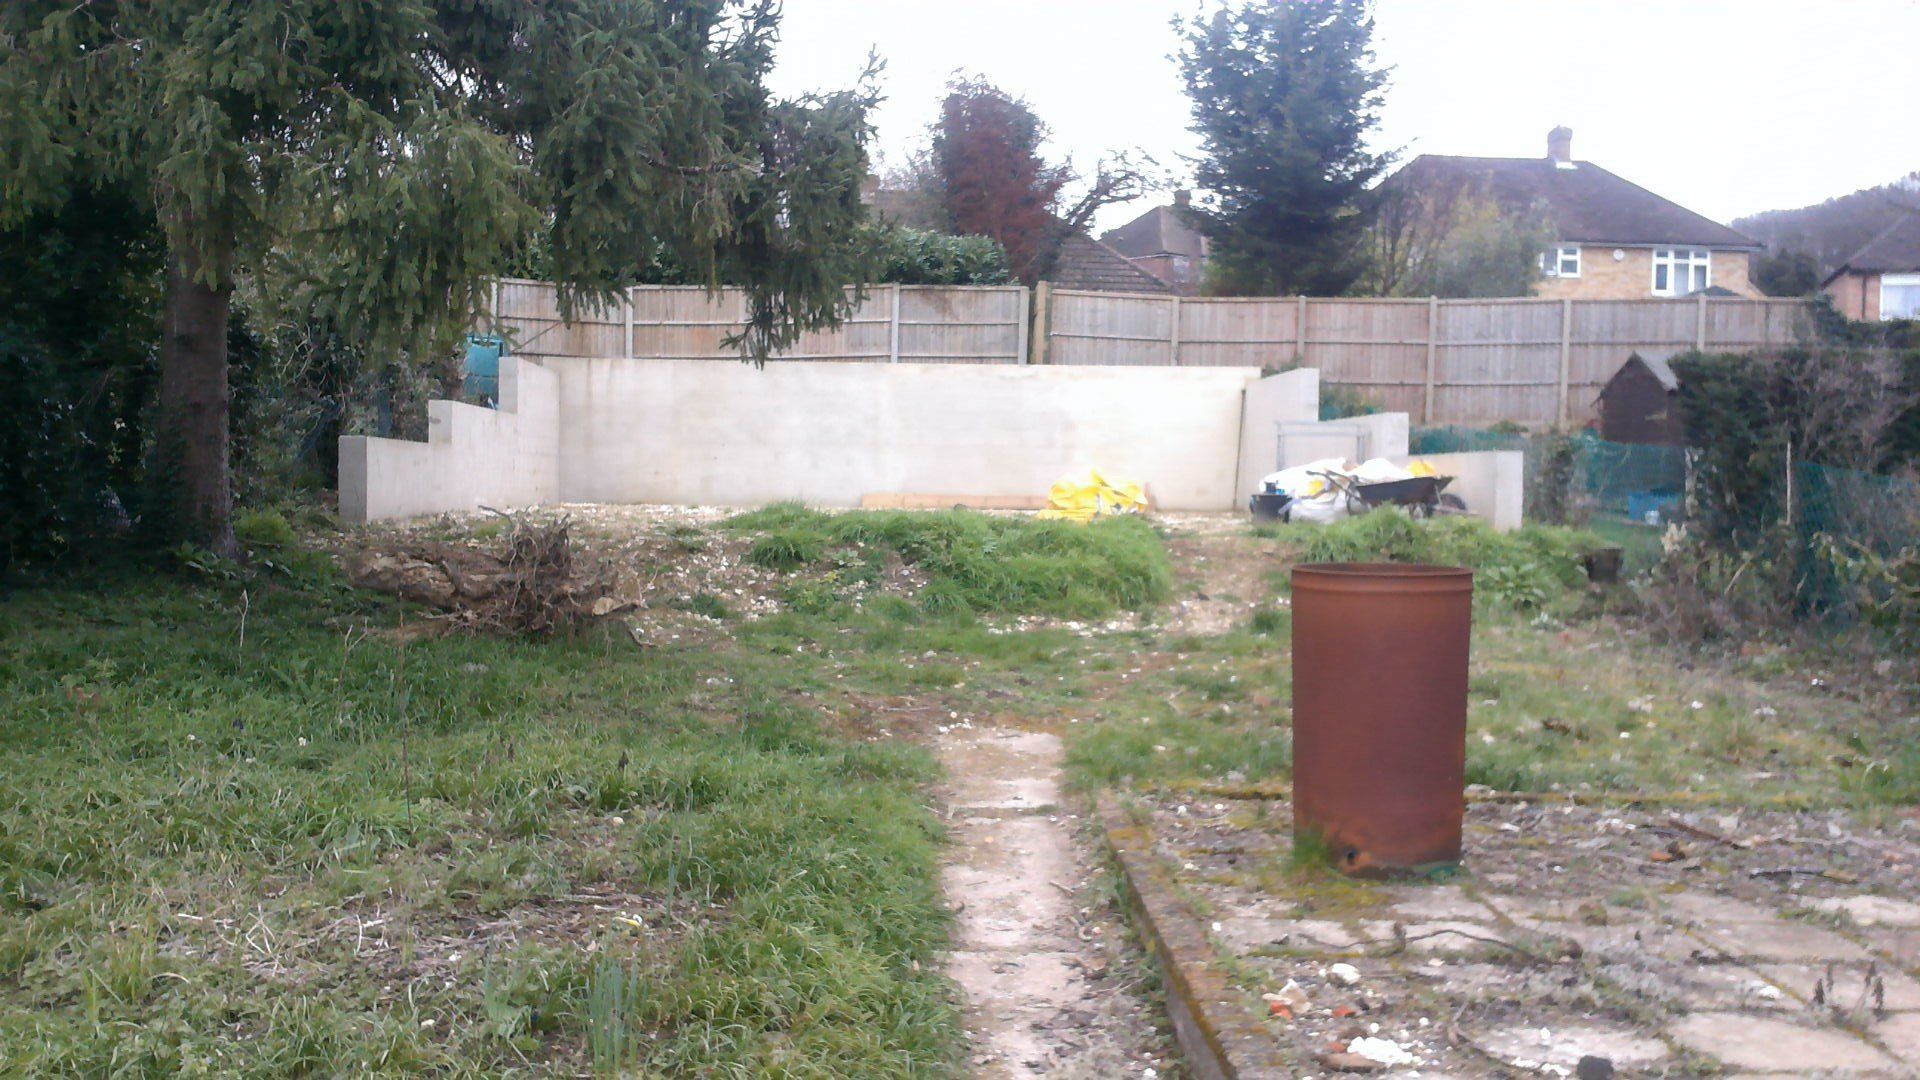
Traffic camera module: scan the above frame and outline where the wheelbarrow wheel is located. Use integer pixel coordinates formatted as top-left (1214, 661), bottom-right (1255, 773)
top-left (1436, 493), bottom-right (1467, 515)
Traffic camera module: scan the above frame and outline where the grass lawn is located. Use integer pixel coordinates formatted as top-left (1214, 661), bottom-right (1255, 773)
top-left (0, 505), bottom-right (1910, 1076)
top-left (0, 573), bottom-right (960, 1076)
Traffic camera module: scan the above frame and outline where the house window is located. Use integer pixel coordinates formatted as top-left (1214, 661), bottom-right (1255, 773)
top-left (1882, 273), bottom-right (1920, 320)
top-left (1651, 248), bottom-right (1711, 297)
top-left (1539, 246), bottom-right (1581, 277)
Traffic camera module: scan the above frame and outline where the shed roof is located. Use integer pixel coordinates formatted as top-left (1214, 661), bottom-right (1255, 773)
top-left (1386, 155), bottom-right (1759, 250)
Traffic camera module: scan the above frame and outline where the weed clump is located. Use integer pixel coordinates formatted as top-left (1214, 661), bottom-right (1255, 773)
top-left (724, 505), bottom-right (1171, 618)
top-left (1257, 510), bottom-right (1603, 611)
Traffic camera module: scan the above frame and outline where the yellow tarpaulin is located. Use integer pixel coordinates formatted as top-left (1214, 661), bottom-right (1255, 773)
top-left (1036, 470), bottom-right (1150, 523)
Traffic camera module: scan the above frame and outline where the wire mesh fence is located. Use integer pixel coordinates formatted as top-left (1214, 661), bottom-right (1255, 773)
top-left (1409, 428), bottom-right (1687, 524)
top-left (1792, 463), bottom-right (1920, 629)
top-left (1407, 425), bottom-right (1918, 631)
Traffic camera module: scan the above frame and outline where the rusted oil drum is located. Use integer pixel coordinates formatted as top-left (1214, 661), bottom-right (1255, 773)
top-left (1290, 563), bottom-right (1473, 876)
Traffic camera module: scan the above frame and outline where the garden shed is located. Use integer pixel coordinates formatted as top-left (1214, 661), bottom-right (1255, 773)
top-left (1596, 353), bottom-right (1684, 446)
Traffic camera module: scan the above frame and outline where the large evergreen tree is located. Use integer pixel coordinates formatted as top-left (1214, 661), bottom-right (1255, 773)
top-left (1176, 0), bottom-right (1390, 296)
top-left (0, 1), bottom-right (875, 555)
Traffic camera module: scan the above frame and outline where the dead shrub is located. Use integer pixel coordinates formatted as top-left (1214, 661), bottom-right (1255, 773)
top-left (347, 511), bottom-right (620, 635)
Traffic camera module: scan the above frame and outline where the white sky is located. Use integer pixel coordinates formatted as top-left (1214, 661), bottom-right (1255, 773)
top-left (767, 0), bottom-right (1920, 235)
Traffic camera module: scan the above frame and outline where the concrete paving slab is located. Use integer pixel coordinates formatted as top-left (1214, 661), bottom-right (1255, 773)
top-left (1663, 891), bottom-right (1788, 926)
top-left (1381, 885), bottom-right (1501, 923)
top-left (1754, 962), bottom-right (1920, 1012)
top-left (1690, 919), bottom-right (1873, 963)
top-left (1214, 916), bottom-right (1374, 953)
top-left (1865, 1011), bottom-right (1920, 1063)
top-left (1472, 1021), bottom-right (1670, 1071)
top-left (1668, 1013), bottom-right (1898, 1073)
top-left (1398, 920), bottom-right (1512, 955)
top-left (1811, 896), bottom-right (1920, 929)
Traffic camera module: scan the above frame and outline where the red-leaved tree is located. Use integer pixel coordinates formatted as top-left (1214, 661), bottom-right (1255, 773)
top-left (932, 78), bottom-right (1069, 284)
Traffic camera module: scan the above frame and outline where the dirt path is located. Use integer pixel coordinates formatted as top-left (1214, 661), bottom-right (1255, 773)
top-left (938, 724), bottom-right (1173, 1078)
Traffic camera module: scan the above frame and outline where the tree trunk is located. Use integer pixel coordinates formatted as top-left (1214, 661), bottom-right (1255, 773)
top-left (157, 237), bottom-right (237, 558)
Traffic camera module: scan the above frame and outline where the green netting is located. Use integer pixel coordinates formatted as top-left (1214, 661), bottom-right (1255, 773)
top-left (1790, 463), bottom-right (1920, 626)
top-left (1409, 427), bottom-right (1687, 522)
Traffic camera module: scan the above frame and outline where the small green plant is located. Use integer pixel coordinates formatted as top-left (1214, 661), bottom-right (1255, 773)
top-left (726, 506), bottom-right (1171, 618)
top-left (781, 579), bottom-right (840, 615)
top-left (746, 529), bottom-right (824, 571)
top-left (672, 592), bottom-right (730, 620)
top-left (585, 959), bottom-right (643, 1076)
top-left (661, 524), bottom-right (708, 553)
top-left (234, 509), bottom-right (297, 551)
top-left (1248, 607), bottom-right (1288, 634)
top-left (1259, 509), bottom-right (1600, 611)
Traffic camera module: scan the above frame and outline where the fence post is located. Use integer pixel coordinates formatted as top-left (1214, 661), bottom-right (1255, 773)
top-left (1013, 285), bottom-right (1029, 367)
top-left (887, 283), bottom-right (902, 363)
top-left (1695, 293), bottom-right (1708, 351)
top-left (1168, 295), bottom-right (1183, 366)
top-left (1295, 295), bottom-right (1307, 363)
top-left (1029, 281), bottom-right (1051, 365)
top-left (1423, 296), bottom-right (1439, 424)
top-left (624, 285), bottom-right (634, 360)
top-left (1556, 298), bottom-right (1573, 427)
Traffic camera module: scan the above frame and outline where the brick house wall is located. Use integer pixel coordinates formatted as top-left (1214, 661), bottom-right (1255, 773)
top-left (1534, 247), bottom-right (1758, 300)
top-left (1823, 270), bottom-right (1879, 321)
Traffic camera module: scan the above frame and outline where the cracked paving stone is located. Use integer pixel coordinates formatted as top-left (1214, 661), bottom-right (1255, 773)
top-left (1668, 1012), bottom-right (1900, 1073)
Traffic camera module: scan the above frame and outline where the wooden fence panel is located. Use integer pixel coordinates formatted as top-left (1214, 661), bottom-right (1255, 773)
top-left (1300, 299), bottom-right (1429, 416)
top-left (491, 281), bottom-right (1024, 365)
top-left (897, 285), bottom-right (1027, 363)
top-left (493, 280), bottom-right (626, 359)
top-left (487, 279), bottom-right (1811, 424)
top-left (1046, 289), bottom-right (1176, 366)
top-left (1432, 299), bottom-right (1562, 425)
top-left (1175, 298), bottom-right (1300, 368)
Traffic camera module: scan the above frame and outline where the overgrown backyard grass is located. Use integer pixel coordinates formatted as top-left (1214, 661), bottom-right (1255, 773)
top-left (0, 505), bottom-right (1912, 1075)
top-left (724, 503), bottom-right (1171, 618)
top-left (0, 571), bottom-right (959, 1076)
top-left (1069, 515), bottom-right (1920, 811)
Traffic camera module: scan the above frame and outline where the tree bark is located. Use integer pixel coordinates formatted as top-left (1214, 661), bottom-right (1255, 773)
top-left (156, 236), bottom-right (237, 558)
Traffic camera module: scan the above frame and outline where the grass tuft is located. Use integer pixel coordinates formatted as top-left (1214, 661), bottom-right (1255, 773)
top-left (727, 507), bottom-right (1171, 618)
top-left (1257, 510), bottom-right (1604, 610)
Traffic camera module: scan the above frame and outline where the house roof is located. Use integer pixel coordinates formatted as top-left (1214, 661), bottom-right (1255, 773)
top-left (1387, 154), bottom-right (1760, 250)
top-left (1047, 232), bottom-right (1176, 294)
top-left (1829, 213), bottom-right (1920, 278)
top-left (1100, 205), bottom-right (1206, 262)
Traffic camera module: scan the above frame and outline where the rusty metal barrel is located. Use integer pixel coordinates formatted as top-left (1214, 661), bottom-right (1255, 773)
top-left (1290, 563), bottom-right (1473, 876)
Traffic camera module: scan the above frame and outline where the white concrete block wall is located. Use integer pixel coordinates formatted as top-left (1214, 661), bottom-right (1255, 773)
top-left (339, 357), bottom-right (559, 523)
top-left (1233, 369), bottom-right (1322, 502)
top-left (336, 356), bottom-right (1450, 521)
top-left (548, 359), bottom-right (1270, 511)
top-left (1411, 451), bottom-right (1525, 532)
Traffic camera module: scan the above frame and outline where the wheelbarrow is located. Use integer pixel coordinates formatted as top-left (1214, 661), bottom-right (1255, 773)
top-left (1312, 471), bottom-right (1464, 520)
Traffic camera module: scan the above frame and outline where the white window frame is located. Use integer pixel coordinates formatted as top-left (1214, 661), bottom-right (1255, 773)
top-left (1651, 247), bottom-right (1712, 297)
top-left (1539, 245), bottom-right (1581, 278)
top-left (1881, 273), bottom-right (1920, 320)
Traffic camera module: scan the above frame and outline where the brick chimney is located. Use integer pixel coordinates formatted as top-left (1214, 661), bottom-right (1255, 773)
top-left (1547, 126), bottom-right (1573, 166)
top-left (1173, 188), bottom-right (1191, 209)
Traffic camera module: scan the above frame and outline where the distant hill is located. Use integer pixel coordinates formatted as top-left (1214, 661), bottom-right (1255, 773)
top-left (1733, 172), bottom-right (1920, 272)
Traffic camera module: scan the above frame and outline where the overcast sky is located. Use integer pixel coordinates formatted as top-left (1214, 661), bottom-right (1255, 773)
top-left (768, 0), bottom-right (1920, 236)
